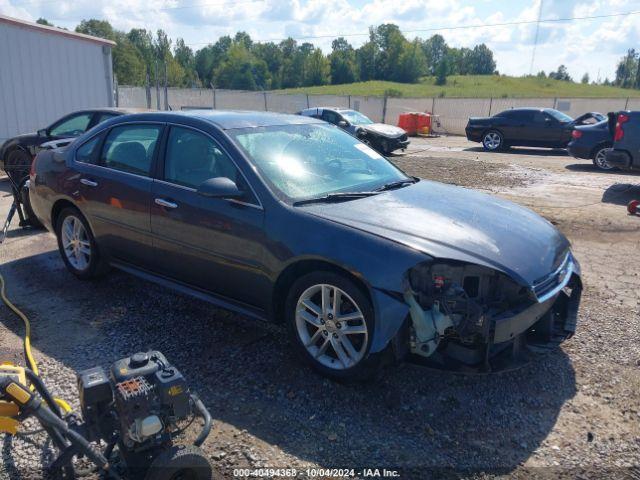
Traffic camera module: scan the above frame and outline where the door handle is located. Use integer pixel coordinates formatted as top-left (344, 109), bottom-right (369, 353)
top-left (155, 198), bottom-right (178, 209)
top-left (80, 178), bottom-right (98, 187)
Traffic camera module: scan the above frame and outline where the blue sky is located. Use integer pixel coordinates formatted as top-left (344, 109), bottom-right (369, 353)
top-left (2, 0), bottom-right (639, 81)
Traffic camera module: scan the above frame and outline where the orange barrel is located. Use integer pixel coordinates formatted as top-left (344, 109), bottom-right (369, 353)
top-left (398, 113), bottom-right (418, 135)
top-left (416, 113), bottom-right (432, 135)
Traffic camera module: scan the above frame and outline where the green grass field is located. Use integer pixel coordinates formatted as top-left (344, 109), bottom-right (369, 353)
top-left (280, 75), bottom-right (640, 98)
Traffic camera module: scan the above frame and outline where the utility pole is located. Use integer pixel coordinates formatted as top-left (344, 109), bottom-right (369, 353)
top-left (164, 61), bottom-right (169, 110)
top-left (529, 0), bottom-right (544, 75)
top-left (155, 59), bottom-right (160, 110)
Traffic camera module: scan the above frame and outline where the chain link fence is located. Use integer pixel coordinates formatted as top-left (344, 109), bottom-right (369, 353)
top-left (116, 85), bottom-right (638, 135)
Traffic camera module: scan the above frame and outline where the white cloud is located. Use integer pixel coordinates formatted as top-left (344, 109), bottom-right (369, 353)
top-left (1, 0), bottom-right (637, 80)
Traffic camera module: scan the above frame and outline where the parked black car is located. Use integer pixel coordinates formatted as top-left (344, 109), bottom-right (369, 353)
top-left (0, 108), bottom-right (134, 171)
top-left (466, 108), bottom-right (605, 151)
top-left (567, 117), bottom-right (614, 170)
top-left (30, 111), bottom-right (581, 380)
top-left (299, 107), bottom-right (409, 154)
top-left (605, 111), bottom-right (640, 172)
top-left (1, 108), bottom-right (136, 228)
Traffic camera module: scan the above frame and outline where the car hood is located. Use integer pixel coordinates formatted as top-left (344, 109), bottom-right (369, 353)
top-left (301, 180), bottom-right (571, 286)
top-left (361, 123), bottom-right (406, 138)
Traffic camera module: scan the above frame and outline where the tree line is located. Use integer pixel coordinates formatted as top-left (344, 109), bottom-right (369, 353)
top-left (49, 19), bottom-right (497, 89)
top-left (533, 51), bottom-right (640, 89)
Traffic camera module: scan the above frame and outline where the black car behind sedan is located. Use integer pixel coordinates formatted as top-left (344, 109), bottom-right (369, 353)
top-left (1, 108), bottom-right (137, 227)
top-left (466, 108), bottom-right (605, 151)
top-left (0, 108), bottom-right (136, 172)
top-left (29, 110), bottom-right (581, 381)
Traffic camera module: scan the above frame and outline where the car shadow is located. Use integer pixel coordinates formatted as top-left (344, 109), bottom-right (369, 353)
top-left (565, 163), bottom-right (638, 176)
top-left (601, 183), bottom-right (640, 206)
top-left (0, 248), bottom-right (577, 476)
top-left (465, 146), bottom-right (568, 157)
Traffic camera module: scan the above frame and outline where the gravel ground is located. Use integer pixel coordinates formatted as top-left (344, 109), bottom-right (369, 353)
top-left (1, 136), bottom-right (639, 479)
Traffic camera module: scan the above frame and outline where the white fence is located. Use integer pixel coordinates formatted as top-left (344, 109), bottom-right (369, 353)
top-left (116, 86), bottom-right (639, 135)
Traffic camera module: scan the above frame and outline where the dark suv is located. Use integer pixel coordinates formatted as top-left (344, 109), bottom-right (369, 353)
top-left (605, 111), bottom-right (640, 171)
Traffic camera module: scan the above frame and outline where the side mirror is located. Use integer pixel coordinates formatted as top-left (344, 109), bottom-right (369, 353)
top-left (37, 128), bottom-right (48, 137)
top-left (338, 120), bottom-right (349, 128)
top-left (197, 177), bottom-right (244, 199)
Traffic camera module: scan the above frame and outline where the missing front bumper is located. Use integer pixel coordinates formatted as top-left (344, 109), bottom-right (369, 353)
top-left (407, 274), bottom-right (582, 373)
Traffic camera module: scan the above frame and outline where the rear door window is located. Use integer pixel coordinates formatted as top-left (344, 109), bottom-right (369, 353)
top-left (100, 124), bottom-right (162, 176)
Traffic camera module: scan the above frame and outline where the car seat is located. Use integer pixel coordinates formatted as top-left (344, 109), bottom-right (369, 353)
top-left (108, 142), bottom-right (148, 175)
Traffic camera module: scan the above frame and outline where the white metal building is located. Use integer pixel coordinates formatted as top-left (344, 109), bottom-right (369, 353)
top-left (0, 14), bottom-right (115, 142)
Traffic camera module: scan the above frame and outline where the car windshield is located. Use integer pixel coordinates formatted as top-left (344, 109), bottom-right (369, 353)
top-left (228, 124), bottom-right (409, 202)
top-left (340, 110), bottom-right (374, 125)
top-left (545, 109), bottom-right (573, 123)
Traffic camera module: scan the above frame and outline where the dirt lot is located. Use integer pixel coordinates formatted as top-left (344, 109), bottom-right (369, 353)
top-left (1, 136), bottom-right (639, 479)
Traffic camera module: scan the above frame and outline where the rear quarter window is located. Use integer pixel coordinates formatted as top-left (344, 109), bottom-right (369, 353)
top-left (75, 135), bottom-right (102, 164)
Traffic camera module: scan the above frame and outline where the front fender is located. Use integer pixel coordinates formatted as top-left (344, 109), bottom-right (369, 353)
top-left (269, 208), bottom-right (430, 353)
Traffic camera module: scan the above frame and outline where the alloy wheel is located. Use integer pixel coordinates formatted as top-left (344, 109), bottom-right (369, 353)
top-left (295, 284), bottom-right (368, 370)
top-left (594, 147), bottom-right (613, 170)
top-left (61, 215), bottom-right (91, 271)
top-left (483, 132), bottom-right (501, 150)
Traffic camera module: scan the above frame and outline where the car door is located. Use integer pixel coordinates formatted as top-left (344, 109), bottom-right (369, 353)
top-left (150, 124), bottom-right (267, 308)
top-left (73, 122), bottom-right (163, 266)
top-left (533, 111), bottom-right (564, 147)
top-left (505, 110), bottom-right (537, 145)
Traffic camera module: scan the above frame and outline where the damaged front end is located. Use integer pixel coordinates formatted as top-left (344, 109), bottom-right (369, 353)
top-left (402, 253), bottom-right (581, 372)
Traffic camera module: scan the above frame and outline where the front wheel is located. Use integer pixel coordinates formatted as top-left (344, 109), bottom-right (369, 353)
top-left (482, 130), bottom-right (503, 151)
top-left (592, 146), bottom-right (614, 170)
top-left (286, 271), bottom-right (382, 382)
top-left (55, 207), bottom-right (108, 279)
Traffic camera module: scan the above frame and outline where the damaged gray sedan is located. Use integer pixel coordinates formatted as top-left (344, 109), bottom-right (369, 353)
top-left (30, 111), bottom-right (581, 381)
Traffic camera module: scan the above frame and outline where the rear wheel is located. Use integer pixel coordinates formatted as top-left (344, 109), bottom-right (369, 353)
top-left (286, 271), bottom-right (383, 382)
top-left (144, 445), bottom-right (212, 480)
top-left (5, 149), bottom-right (42, 228)
top-left (482, 130), bottom-right (503, 151)
top-left (592, 145), bottom-right (614, 170)
top-left (55, 207), bottom-right (108, 279)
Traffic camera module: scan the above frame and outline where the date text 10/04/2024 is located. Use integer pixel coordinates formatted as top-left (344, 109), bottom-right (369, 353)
top-left (232, 468), bottom-right (401, 477)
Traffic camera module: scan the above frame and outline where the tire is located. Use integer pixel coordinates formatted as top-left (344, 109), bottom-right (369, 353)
top-left (285, 271), bottom-right (383, 382)
top-left (592, 145), bottom-right (614, 171)
top-left (54, 207), bottom-right (109, 279)
top-left (5, 150), bottom-right (43, 228)
top-left (4, 149), bottom-right (31, 181)
top-left (482, 130), bottom-right (504, 151)
top-left (144, 445), bottom-right (212, 480)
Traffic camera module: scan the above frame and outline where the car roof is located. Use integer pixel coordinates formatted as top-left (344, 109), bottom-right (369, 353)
top-left (301, 107), bottom-right (354, 112)
top-left (501, 107), bottom-right (546, 113)
top-left (114, 110), bottom-right (323, 130)
top-left (64, 107), bottom-right (147, 116)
